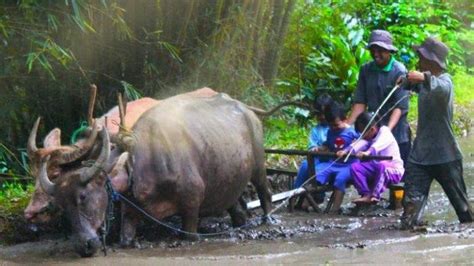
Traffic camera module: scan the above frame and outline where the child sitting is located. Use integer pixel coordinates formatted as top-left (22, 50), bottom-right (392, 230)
top-left (294, 93), bottom-right (333, 189)
top-left (346, 112), bottom-right (404, 204)
top-left (313, 101), bottom-right (359, 213)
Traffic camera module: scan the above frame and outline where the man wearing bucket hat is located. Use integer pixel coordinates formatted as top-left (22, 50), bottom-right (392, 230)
top-left (348, 30), bottom-right (411, 164)
top-left (400, 37), bottom-right (473, 228)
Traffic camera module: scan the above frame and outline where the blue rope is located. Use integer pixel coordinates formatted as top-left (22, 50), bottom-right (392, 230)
top-left (113, 188), bottom-right (259, 237)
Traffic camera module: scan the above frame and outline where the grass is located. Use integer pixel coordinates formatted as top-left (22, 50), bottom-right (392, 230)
top-left (0, 181), bottom-right (33, 216)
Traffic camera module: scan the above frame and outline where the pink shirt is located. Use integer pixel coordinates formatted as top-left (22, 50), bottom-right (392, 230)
top-left (347, 126), bottom-right (404, 172)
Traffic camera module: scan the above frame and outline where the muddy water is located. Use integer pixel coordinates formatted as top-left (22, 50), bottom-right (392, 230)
top-left (1, 136), bottom-right (474, 264)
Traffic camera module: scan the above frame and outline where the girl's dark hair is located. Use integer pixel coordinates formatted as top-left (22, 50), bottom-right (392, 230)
top-left (313, 93), bottom-right (333, 113)
top-left (324, 101), bottom-right (346, 123)
top-left (354, 112), bottom-right (381, 133)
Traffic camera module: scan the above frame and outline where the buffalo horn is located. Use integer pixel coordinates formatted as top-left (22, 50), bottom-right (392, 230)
top-left (27, 117), bottom-right (41, 155)
top-left (81, 127), bottom-right (110, 183)
top-left (38, 155), bottom-right (56, 195)
top-left (56, 122), bottom-right (99, 165)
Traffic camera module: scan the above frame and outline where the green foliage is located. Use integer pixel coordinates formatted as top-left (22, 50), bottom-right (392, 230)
top-left (121, 81), bottom-right (143, 101)
top-left (0, 182), bottom-right (33, 212)
top-left (452, 71), bottom-right (474, 105)
top-left (0, 144), bottom-right (29, 177)
top-left (264, 118), bottom-right (310, 169)
top-left (264, 119), bottom-right (309, 150)
top-left (360, 0), bottom-right (469, 72)
top-left (282, 1), bottom-right (372, 103)
top-left (281, 0), bottom-right (473, 126)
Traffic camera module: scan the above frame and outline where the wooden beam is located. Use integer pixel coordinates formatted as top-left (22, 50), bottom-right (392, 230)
top-left (265, 149), bottom-right (392, 161)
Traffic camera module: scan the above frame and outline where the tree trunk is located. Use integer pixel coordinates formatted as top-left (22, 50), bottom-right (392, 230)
top-left (260, 0), bottom-right (296, 88)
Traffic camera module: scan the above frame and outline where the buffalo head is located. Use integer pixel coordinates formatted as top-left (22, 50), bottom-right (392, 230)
top-left (24, 117), bottom-right (99, 223)
top-left (39, 127), bottom-right (111, 257)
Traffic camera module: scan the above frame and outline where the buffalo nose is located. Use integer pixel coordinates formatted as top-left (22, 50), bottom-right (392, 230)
top-left (77, 237), bottom-right (101, 257)
top-left (24, 211), bottom-right (34, 220)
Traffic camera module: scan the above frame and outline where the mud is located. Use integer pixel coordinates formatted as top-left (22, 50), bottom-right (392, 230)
top-left (1, 136), bottom-right (474, 264)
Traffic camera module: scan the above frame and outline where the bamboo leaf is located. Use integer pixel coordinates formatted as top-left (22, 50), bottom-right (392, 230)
top-left (120, 81), bottom-right (142, 100)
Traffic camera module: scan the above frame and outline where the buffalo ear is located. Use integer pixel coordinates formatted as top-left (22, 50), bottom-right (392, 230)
top-left (44, 128), bottom-right (61, 147)
top-left (109, 152), bottom-right (129, 193)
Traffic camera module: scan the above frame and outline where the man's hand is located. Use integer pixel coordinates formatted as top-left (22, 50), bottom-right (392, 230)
top-left (396, 75), bottom-right (406, 86)
top-left (356, 151), bottom-right (371, 159)
top-left (407, 71), bottom-right (425, 84)
top-left (336, 150), bottom-right (347, 158)
top-left (309, 147), bottom-right (319, 152)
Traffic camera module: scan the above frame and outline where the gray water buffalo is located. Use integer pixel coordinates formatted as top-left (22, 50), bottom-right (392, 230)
top-left (38, 92), bottom-right (272, 257)
top-left (24, 88), bottom-right (218, 223)
top-left (23, 97), bottom-right (159, 223)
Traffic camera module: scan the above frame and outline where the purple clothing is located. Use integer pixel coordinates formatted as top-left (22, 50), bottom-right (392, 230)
top-left (348, 126), bottom-right (404, 198)
top-left (346, 126), bottom-right (404, 170)
top-left (351, 161), bottom-right (403, 198)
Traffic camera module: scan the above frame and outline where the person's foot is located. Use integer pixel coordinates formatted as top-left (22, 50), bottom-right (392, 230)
top-left (352, 196), bottom-right (371, 203)
top-left (370, 197), bottom-right (380, 203)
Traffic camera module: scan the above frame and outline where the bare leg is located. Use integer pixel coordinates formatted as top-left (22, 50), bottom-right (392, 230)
top-left (330, 190), bottom-right (344, 213)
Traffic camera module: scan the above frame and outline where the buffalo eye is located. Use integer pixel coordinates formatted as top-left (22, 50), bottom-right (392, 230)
top-left (79, 192), bottom-right (87, 203)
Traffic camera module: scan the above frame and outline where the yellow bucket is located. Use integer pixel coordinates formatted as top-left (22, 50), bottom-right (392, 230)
top-left (394, 189), bottom-right (404, 200)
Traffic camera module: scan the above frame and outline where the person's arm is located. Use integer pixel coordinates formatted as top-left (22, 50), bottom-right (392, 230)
top-left (388, 71), bottom-right (409, 130)
top-left (348, 66), bottom-right (368, 125)
top-left (387, 108), bottom-right (402, 130)
top-left (308, 126), bottom-right (324, 150)
top-left (347, 103), bottom-right (366, 125)
top-left (407, 71), bottom-right (452, 96)
top-left (368, 126), bottom-right (395, 154)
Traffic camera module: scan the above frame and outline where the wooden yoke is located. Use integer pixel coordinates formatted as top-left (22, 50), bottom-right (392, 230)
top-left (116, 92), bottom-right (134, 152)
top-left (88, 84), bottom-right (97, 126)
top-left (117, 92), bottom-right (126, 130)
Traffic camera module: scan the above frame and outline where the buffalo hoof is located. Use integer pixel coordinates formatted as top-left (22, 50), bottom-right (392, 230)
top-left (181, 232), bottom-right (200, 242)
top-left (232, 217), bottom-right (247, 228)
top-left (119, 238), bottom-right (135, 248)
top-left (262, 215), bottom-right (279, 225)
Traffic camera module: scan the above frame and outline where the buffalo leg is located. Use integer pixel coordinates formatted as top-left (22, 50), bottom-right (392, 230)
top-left (228, 201), bottom-right (247, 227)
top-left (181, 208), bottom-right (200, 241)
top-left (251, 168), bottom-right (272, 217)
top-left (120, 204), bottom-right (140, 247)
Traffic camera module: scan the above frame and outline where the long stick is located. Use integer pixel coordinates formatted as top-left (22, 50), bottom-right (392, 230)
top-left (343, 83), bottom-right (401, 162)
top-left (264, 149), bottom-right (392, 161)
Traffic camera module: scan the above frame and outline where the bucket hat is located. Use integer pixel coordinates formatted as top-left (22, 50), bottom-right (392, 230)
top-left (413, 37), bottom-right (448, 70)
top-left (366, 30), bottom-right (398, 52)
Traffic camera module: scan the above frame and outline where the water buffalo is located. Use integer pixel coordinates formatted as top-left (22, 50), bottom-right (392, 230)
top-left (24, 88), bottom-right (217, 223)
top-left (38, 93), bottom-right (272, 257)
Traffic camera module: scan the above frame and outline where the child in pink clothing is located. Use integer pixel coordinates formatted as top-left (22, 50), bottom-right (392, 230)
top-left (343, 112), bottom-right (404, 203)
